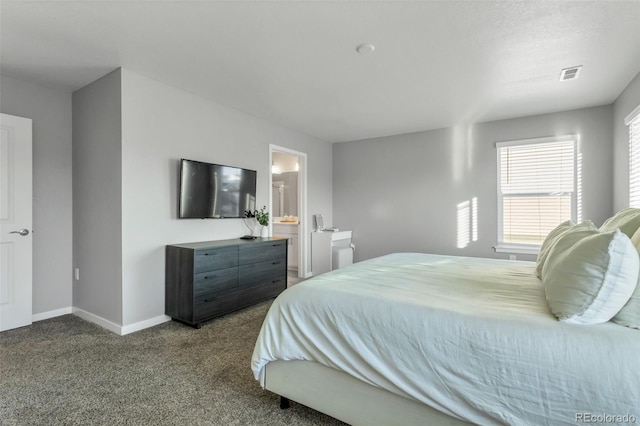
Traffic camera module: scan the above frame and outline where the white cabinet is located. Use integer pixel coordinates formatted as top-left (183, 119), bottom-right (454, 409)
top-left (287, 234), bottom-right (298, 270)
top-left (273, 223), bottom-right (298, 271)
top-left (311, 230), bottom-right (353, 276)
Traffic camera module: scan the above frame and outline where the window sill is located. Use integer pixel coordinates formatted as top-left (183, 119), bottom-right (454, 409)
top-left (494, 244), bottom-right (540, 256)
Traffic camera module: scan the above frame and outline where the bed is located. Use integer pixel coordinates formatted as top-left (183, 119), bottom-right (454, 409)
top-left (251, 253), bottom-right (640, 425)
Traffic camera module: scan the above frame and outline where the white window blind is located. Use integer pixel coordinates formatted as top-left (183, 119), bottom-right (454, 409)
top-left (497, 137), bottom-right (577, 248)
top-left (627, 105), bottom-right (640, 207)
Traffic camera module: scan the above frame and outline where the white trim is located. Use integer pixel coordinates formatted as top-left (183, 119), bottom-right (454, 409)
top-left (495, 134), bottom-right (576, 148)
top-left (32, 307), bottom-right (72, 322)
top-left (72, 307), bottom-right (171, 335)
top-left (269, 144), bottom-right (310, 279)
top-left (496, 147), bottom-right (503, 248)
top-left (629, 109), bottom-right (640, 207)
top-left (625, 104), bottom-right (640, 125)
top-left (494, 244), bottom-right (540, 255)
top-left (73, 307), bottom-right (122, 334)
top-left (120, 314), bottom-right (171, 335)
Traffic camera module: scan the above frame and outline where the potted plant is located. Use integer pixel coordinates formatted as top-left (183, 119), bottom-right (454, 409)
top-left (255, 206), bottom-right (269, 237)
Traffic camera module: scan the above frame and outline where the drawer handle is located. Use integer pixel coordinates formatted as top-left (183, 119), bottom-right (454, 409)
top-left (204, 275), bottom-right (217, 280)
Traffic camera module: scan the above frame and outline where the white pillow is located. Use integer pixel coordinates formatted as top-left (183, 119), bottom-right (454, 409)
top-left (613, 288), bottom-right (640, 329)
top-left (541, 221), bottom-right (597, 279)
top-left (536, 220), bottom-right (574, 279)
top-left (600, 207), bottom-right (640, 238)
top-left (612, 227), bottom-right (640, 329)
top-left (543, 229), bottom-right (639, 325)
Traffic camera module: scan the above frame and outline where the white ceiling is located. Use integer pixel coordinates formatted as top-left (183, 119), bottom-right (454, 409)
top-left (1, 1), bottom-right (639, 143)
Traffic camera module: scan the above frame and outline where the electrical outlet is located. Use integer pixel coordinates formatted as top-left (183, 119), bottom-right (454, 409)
top-left (509, 254), bottom-right (516, 261)
top-left (74, 268), bottom-right (80, 281)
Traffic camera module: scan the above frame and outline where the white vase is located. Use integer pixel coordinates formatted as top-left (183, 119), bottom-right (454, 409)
top-left (260, 225), bottom-right (269, 238)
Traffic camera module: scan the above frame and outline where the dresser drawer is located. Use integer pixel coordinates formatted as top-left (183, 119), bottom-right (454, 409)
top-left (239, 240), bottom-right (286, 265)
top-left (193, 292), bottom-right (239, 320)
top-left (194, 267), bottom-right (239, 303)
top-left (194, 246), bottom-right (238, 273)
top-left (239, 258), bottom-right (287, 289)
top-left (238, 281), bottom-right (285, 309)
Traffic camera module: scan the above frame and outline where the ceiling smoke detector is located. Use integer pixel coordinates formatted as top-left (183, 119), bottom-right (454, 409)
top-left (560, 66), bottom-right (582, 82)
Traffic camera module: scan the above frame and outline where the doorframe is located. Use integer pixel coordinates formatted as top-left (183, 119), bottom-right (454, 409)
top-left (269, 145), bottom-right (310, 279)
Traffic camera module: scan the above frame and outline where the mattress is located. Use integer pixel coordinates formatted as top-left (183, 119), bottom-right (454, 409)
top-left (251, 253), bottom-right (640, 425)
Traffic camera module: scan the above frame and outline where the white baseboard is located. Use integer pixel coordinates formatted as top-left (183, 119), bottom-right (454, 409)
top-left (72, 307), bottom-right (122, 334)
top-left (72, 307), bottom-right (171, 336)
top-left (32, 307), bottom-right (73, 322)
top-left (120, 315), bottom-right (171, 335)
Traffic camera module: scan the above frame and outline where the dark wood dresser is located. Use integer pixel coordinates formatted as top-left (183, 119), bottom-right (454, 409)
top-left (165, 237), bottom-right (287, 328)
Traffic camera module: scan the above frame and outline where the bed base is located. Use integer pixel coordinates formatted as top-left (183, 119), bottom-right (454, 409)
top-left (264, 360), bottom-right (470, 426)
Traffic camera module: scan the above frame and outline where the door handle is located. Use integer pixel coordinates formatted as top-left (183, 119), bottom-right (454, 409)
top-left (10, 229), bottom-right (29, 236)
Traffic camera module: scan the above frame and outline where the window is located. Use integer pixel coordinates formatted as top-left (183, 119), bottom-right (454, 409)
top-left (496, 136), bottom-right (578, 254)
top-left (627, 105), bottom-right (640, 207)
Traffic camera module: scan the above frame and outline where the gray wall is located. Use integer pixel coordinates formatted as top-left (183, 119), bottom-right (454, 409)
top-left (119, 69), bottom-right (332, 326)
top-left (613, 72), bottom-right (640, 211)
top-left (0, 75), bottom-right (73, 316)
top-left (72, 70), bottom-right (123, 324)
top-left (279, 171), bottom-right (298, 216)
top-left (12, 65), bottom-right (331, 330)
top-left (334, 105), bottom-right (614, 263)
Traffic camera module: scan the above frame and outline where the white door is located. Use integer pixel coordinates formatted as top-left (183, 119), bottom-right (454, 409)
top-left (0, 113), bottom-right (33, 332)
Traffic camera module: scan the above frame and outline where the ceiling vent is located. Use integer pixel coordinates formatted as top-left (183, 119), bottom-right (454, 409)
top-left (560, 66), bottom-right (582, 82)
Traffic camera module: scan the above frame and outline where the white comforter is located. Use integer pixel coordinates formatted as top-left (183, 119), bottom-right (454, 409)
top-left (251, 253), bottom-right (639, 425)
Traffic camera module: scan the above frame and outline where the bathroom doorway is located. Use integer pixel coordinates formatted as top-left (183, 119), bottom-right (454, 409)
top-left (269, 145), bottom-right (309, 280)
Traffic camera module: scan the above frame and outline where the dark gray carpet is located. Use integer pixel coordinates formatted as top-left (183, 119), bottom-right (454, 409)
top-left (0, 301), bottom-right (344, 425)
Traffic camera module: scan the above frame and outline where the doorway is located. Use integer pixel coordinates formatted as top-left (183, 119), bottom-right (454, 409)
top-left (269, 145), bottom-right (309, 280)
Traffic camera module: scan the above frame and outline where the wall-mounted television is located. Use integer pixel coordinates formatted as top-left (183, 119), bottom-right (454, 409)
top-left (179, 159), bottom-right (257, 219)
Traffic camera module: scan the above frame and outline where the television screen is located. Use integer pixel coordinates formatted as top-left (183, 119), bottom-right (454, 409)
top-left (179, 159), bottom-right (257, 219)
